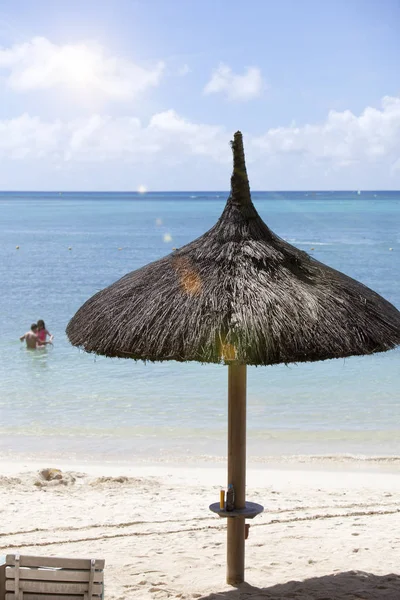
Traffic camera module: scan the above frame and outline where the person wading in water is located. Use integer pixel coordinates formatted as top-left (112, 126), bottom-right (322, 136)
top-left (20, 323), bottom-right (52, 349)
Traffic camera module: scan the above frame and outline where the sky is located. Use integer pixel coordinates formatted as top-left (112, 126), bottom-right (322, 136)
top-left (0, 0), bottom-right (399, 190)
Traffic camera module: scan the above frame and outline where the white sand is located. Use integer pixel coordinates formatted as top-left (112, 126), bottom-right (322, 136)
top-left (0, 459), bottom-right (399, 599)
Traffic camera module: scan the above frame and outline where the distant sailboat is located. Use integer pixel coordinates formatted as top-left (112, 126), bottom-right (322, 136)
top-left (357, 190), bottom-right (361, 195)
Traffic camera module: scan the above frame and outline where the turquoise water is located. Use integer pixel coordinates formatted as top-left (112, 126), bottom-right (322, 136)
top-left (0, 191), bottom-right (399, 462)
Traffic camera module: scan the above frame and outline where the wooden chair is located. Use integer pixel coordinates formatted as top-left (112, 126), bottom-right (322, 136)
top-left (5, 554), bottom-right (104, 600)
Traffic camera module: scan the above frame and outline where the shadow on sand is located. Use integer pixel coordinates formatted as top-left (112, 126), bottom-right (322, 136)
top-left (200, 571), bottom-right (400, 599)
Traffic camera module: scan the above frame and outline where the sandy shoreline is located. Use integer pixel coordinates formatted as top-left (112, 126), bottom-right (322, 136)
top-left (1, 458), bottom-right (399, 599)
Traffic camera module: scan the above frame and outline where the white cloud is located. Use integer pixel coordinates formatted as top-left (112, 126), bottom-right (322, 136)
top-left (0, 113), bottom-right (63, 159)
top-left (0, 110), bottom-right (229, 164)
top-left (148, 109), bottom-right (227, 160)
top-left (0, 37), bottom-right (164, 101)
top-left (251, 95), bottom-right (400, 168)
top-left (0, 96), bottom-right (399, 188)
top-left (204, 63), bottom-right (263, 101)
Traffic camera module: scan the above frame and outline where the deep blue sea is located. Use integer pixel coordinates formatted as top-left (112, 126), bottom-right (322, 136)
top-left (0, 191), bottom-right (399, 464)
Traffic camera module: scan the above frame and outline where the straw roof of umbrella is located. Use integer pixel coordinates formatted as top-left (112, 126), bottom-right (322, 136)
top-left (66, 132), bottom-right (400, 364)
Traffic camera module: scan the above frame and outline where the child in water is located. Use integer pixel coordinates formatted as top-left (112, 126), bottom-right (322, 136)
top-left (36, 319), bottom-right (54, 344)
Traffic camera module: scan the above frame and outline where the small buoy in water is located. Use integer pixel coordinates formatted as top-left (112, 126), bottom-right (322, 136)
top-left (16, 245), bottom-right (19, 249)
top-left (68, 247), bottom-right (72, 250)
top-left (118, 247), bottom-right (122, 251)
top-left (389, 248), bottom-right (393, 251)
top-left (310, 247), bottom-right (315, 251)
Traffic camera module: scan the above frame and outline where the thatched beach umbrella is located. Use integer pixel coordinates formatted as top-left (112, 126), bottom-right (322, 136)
top-left (67, 132), bottom-right (400, 585)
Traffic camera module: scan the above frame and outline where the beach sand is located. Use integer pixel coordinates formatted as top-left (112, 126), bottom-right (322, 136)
top-left (0, 459), bottom-right (399, 599)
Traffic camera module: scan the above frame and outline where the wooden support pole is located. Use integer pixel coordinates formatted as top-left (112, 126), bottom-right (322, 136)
top-left (227, 362), bottom-right (247, 585)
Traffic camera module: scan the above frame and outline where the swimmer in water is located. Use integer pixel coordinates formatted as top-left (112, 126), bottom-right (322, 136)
top-left (20, 323), bottom-right (52, 349)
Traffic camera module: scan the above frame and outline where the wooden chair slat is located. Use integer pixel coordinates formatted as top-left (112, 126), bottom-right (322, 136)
top-left (5, 566), bottom-right (103, 583)
top-left (6, 580), bottom-right (103, 594)
top-left (6, 555), bottom-right (104, 570)
top-left (6, 594), bottom-right (102, 600)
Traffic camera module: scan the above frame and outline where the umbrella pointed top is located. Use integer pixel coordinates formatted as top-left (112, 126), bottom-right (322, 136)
top-left (66, 133), bottom-right (400, 365)
top-left (230, 131), bottom-right (251, 207)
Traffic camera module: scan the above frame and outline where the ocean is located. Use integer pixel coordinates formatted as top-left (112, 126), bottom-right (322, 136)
top-left (0, 191), bottom-right (399, 465)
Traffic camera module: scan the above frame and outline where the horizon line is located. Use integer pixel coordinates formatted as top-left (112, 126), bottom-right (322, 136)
top-left (1, 189), bottom-right (400, 194)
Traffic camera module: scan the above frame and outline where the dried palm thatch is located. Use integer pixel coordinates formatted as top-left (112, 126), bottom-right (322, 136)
top-left (67, 132), bottom-right (400, 365)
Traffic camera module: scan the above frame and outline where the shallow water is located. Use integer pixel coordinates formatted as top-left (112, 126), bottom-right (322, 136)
top-left (0, 190), bottom-right (399, 462)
